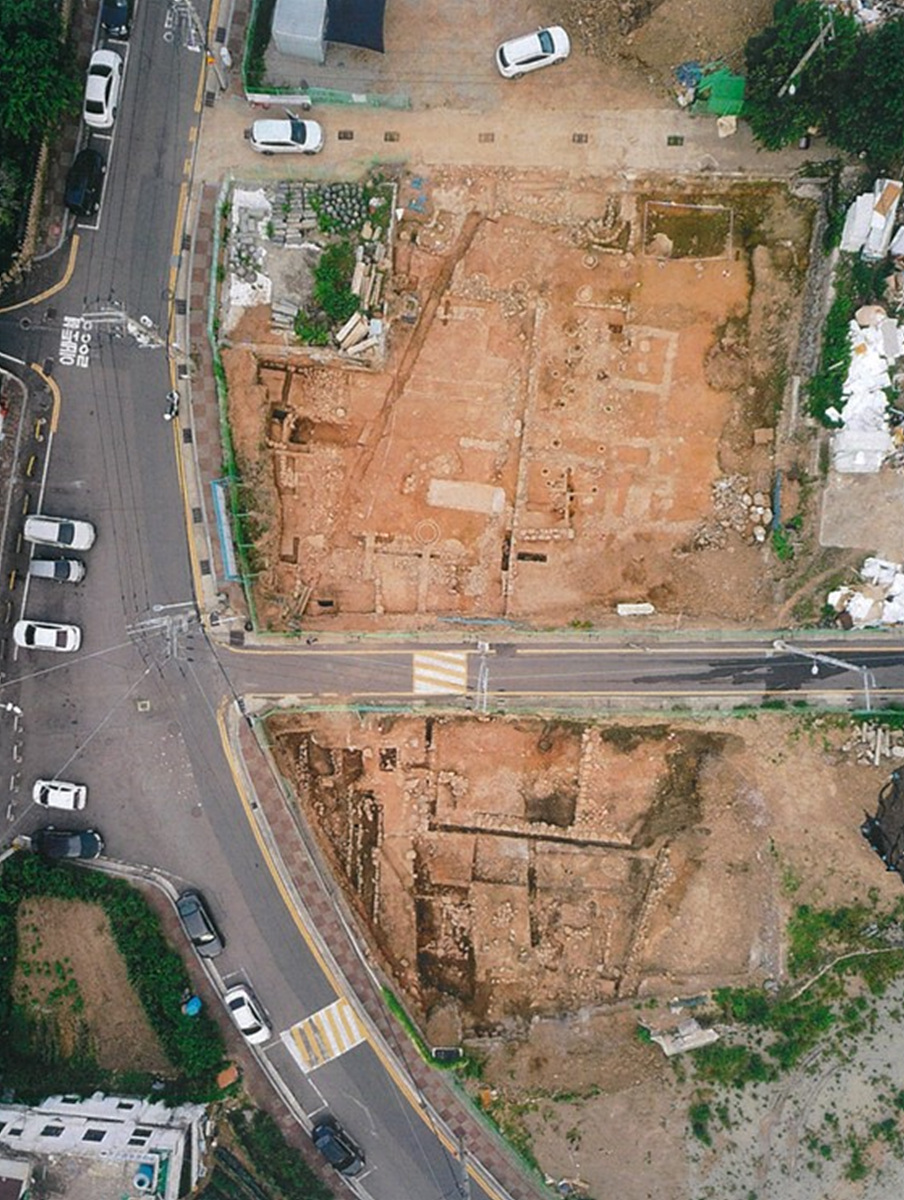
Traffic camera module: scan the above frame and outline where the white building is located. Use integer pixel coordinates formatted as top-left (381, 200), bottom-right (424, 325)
top-left (0, 1094), bottom-right (207, 1200)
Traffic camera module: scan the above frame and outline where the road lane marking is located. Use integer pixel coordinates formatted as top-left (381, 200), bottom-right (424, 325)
top-left (282, 998), bottom-right (366, 1073)
top-left (412, 650), bottom-right (468, 694)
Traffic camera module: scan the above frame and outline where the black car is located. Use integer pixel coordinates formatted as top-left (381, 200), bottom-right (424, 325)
top-left (311, 1115), bottom-right (365, 1177)
top-left (32, 827), bottom-right (104, 860)
top-left (175, 888), bottom-right (225, 958)
top-left (100, 0), bottom-right (131, 37)
top-left (64, 148), bottom-right (106, 218)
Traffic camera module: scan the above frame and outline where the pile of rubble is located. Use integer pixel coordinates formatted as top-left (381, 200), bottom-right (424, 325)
top-left (690, 476), bottom-right (773, 549)
top-left (828, 557), bottom-right (904, 627)
top-left (267, 182), bottom-right (318, 247)
top-left (828, 303), bottom-right (904, 473)
top-left (825, 0), bottom-right (904, 26)
top-left (841, 722), bottom-right (904, 766)
top-left (227, 189), bottom-right (272, 309)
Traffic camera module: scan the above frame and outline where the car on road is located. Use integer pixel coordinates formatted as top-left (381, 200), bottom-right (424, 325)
top-left (33, 780), bottom-right (88, 811)
top-left (101, 0), bottom-right (131, 37)
top-left (64, 148), bottom-right (106, 218)
top-left (175, 889), bottom-right (224, 957)
top-left (249, 118), bottom-right (324, 155)
top-left (14, 620), bottom-right (81, 653)
top-left (83, 49), bottom-right (123, 129)
top-left (24, 515), bottom-right (96, 551)
top-left (29, 558), bottom-right (86, 583)
top-left (311, 1115), bottom-right (365, 1177)
top-left (32, 827), bottom-right (104, 860)
top-left (495, 26), bottom-right (570, 78)
top-left (223, 984), bottom-right (271, 1045)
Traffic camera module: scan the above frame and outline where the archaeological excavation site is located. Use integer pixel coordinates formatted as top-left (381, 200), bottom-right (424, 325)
top-left (215, 168), bottom-right (821, 632)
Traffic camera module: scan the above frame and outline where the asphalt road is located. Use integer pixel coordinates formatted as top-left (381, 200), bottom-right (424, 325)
top-left (1, 5), bottom-right (904, 1199)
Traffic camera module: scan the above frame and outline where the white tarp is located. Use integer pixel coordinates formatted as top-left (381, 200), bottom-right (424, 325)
top-left (830, 314), bottom-right (902, 473)
top-left (272, 0), bottom-right (327, 61)
top-left (829, 558), bottom-right (904, 627)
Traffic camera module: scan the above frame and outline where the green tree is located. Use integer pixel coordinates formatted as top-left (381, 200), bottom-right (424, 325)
top-left (825, 17), bottom-right (904, 164)
top-left (744, 0), bottom-right (858, 150)
top-left (0, 0), bottom-right (80, 144)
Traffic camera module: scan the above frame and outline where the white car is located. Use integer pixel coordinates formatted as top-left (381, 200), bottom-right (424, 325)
top-left (14, 620), bottom-right (82, 653)
top-left (24, 515), bottom-right (96, 551)
top-left (223, 985), bottom-right (271, 1046)
top-left (83, 49), bottom-right (123, 129)
top-left (495, 26), bottom-right (571, 78)
top-left (33, 780), bottom-right (88, 811)
top-left (249, 118), bottom-right (324, 155)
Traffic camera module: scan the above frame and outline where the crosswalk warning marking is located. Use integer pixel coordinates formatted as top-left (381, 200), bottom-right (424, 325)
top-left (282, 998), bottom-right (366, 1074)
top-left (412, 651), bottom-right (468, 694)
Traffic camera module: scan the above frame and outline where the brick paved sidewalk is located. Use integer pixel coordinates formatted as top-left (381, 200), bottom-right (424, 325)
top-left (234, 715), bottom-right (552, 1200)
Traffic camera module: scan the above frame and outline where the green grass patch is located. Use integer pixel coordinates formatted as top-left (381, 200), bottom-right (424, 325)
top-left (0, 854), bottom-right (226, 1103)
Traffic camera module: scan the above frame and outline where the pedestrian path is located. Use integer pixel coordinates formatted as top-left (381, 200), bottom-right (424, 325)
top-left (282, 997), bottom-right (367, 1073)
top-left (412, 650), bottom-right (468, 694)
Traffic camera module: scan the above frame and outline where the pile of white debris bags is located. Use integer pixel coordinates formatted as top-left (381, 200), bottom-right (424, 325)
top-left (828, 557), bottom-right (904, 627)
top-left (828, 304), bottom-right (904, 473)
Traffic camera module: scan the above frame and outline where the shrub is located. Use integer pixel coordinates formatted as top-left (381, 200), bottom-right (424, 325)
top-left (228, 1109), bottom-right (334, 1200)
top-left (0, 854), bottom-right (226, 1103)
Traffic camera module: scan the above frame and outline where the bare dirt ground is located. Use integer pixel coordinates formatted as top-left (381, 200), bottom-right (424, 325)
top-left (267, 709), bottom-right (904, 1199)
top-left (13, 898), bottom-right (170, 1073)
top-left (223, 172), bottom-right (814, 631)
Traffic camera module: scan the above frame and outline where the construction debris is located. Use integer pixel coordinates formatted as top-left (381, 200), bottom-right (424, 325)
top-left (825, 0), bottom-right (904, 26)
top-left (840, 177), bottom-right (903, 260)
top-left (829, 305), bottom-right (903, 473)
top-left (827, 556), bottom-right (904, 626)
top-left (840, 722), bottom-right (904, 765)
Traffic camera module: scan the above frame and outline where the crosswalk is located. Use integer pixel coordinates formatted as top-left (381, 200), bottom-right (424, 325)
top-left (282, 998), bottom-right (367, 1073)
top-left (412, 650), bottom-right (469, 694)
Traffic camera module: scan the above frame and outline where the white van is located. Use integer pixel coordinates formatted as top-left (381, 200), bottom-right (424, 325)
top-left (28, 558), bottom-right (86, 583)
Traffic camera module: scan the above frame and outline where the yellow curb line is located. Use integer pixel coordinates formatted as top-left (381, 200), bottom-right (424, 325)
top-left (216, 701), bottom-right (497, 1182)
top-left (0, 236), bottom-right (80, 314)
top-left (29, 361), bottom-right (61, 434)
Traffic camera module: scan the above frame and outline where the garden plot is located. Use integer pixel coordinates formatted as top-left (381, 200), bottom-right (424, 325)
top-left (221, 169), bottom-right (814, 631)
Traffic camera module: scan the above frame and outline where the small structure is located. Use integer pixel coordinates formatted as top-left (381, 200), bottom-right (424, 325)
top-left (648, 1018), bottom-right (719, 1057)
top-left (862, 769), bottom-right (904, 880)
top-left (271, 0), bottom-right (387, 62)
top-left (0, 1159), bottom-right (30, 1200)
top-left (0, 1094), bottom-right (206, 1200)
top-left (840, 178), bottom-right (903, 260)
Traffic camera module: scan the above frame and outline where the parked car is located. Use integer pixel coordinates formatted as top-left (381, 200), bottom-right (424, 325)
top-left (223, 985), bottom-right (271, 1045)
top-left (32, 827), bottom-right (104, 860)
top-left (495, 26), bottom-right (570, 78)
top-left (24, 515), bottom-right (96, 551)
top-left (29, 558), bottom-right (86, 583)
top-left (249, 119), bottom-right (324, 155)
top-left (33, 780), bottom-right (88, 810)
top-left (14, 620), bottom-right (81, 653)
top-left (100, 0), bottom-right (131, 37)
top-left (64, 148), bottom-right (106, 218)
top-left (311, 1115), bottom-right (365, 1177)
top-left (83, 49), bottom-right (123, 129)
top-left (175, 889), bottom-right (224, 957)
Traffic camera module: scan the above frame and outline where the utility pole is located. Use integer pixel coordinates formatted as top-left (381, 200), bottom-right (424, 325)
top-left (778, 9), bottom-right (835, 98)
top-left (772, 639), bottom-right (876, 711)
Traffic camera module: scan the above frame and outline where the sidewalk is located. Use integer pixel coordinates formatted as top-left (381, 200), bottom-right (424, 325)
top-left (231, 708), bottom-right (550, 1200)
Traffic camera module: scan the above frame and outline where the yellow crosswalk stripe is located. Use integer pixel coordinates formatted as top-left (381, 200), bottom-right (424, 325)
top-left (412, 651), bottom-right (468, 694)
top-left (282, 999), bottom-right (366, 1074)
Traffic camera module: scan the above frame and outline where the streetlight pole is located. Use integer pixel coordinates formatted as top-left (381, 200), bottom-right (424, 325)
top-left (772, 639), bottom-right (877, 712)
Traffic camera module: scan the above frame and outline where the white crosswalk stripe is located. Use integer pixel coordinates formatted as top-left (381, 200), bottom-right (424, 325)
top-left (282, 998), bottom-right (366, 1073)
top-left (412, 651), bottom-right (469, 694)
